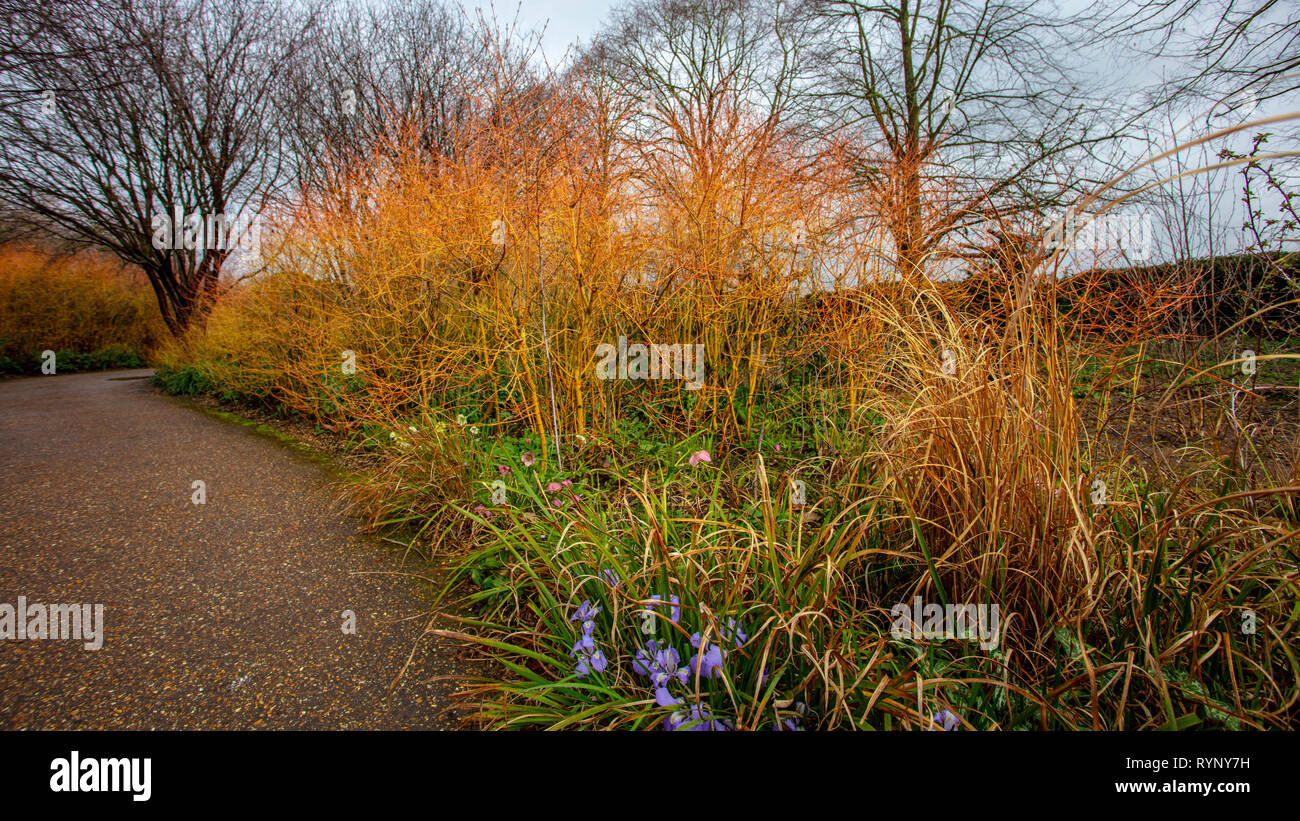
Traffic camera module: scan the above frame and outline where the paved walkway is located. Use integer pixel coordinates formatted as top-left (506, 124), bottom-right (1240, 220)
top-left (0, 369), bottom-right (461, 729)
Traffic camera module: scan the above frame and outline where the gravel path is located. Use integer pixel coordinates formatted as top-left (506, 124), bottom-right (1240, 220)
top-left (0, 369), bottom-right (463, 729)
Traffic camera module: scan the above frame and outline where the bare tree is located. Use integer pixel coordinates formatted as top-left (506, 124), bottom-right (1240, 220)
top-left (1106, 0), bottom-right (1300, 101)
top-left (276, 0), bottom-right (481, 190)
top-left (805, 0), bottom-right (1119, 282)
top-left (0, 0), bottom-right (318, 333)
top-left (0, 0), bottom-right (121, 114)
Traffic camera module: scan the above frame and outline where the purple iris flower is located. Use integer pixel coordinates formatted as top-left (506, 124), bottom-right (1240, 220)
top-left (571, 601), bottom-right (600, 624)
top-left (655, 687), bottom-right (682, 708)
top-left (690, 645), bottom-right (725, 680)
top-left (688, 632), bottom-right (727, 680)
top-left (929, 709), bottom-right (961, 731)
top-left (573, 648), bottom-right (607, 679)
top-left (573, 633), bottom-right (595, 654)
top-left (665, 703), bottom-right (730, 731)
top-left (651, 646), bottom-right (689, 689)
top-left (601, 569), bottom-right (622, 588)
top-left (632, 639), bottom-right (662, 677)
top-left (632, 640), bottom-right (690, 689)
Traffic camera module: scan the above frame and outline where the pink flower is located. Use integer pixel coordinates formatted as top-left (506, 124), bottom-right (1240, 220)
top-left (561, 479), bottom-right (572, 488)
top-left (551, 498), bottom-right (563, 508)
top-left (546, 481), bottom-right (563, 492)
top-left (521, 451), bottom-right (536, 467)
top-left (774, 444), bottom-right (781, 452)
top-left (472, 505), bottom-right (491, 518)
top-left (688, 450), bottom-right (712, 467)
top-left (497, 464), bottom-right (511, 475)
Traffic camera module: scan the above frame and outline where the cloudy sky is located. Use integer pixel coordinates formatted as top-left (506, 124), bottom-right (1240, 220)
top-left (462, 0), bottom-right (621, 64)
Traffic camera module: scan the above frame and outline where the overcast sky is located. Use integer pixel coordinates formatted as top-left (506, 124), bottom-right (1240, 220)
top-left (461, 0), bottom-right (621, 65)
